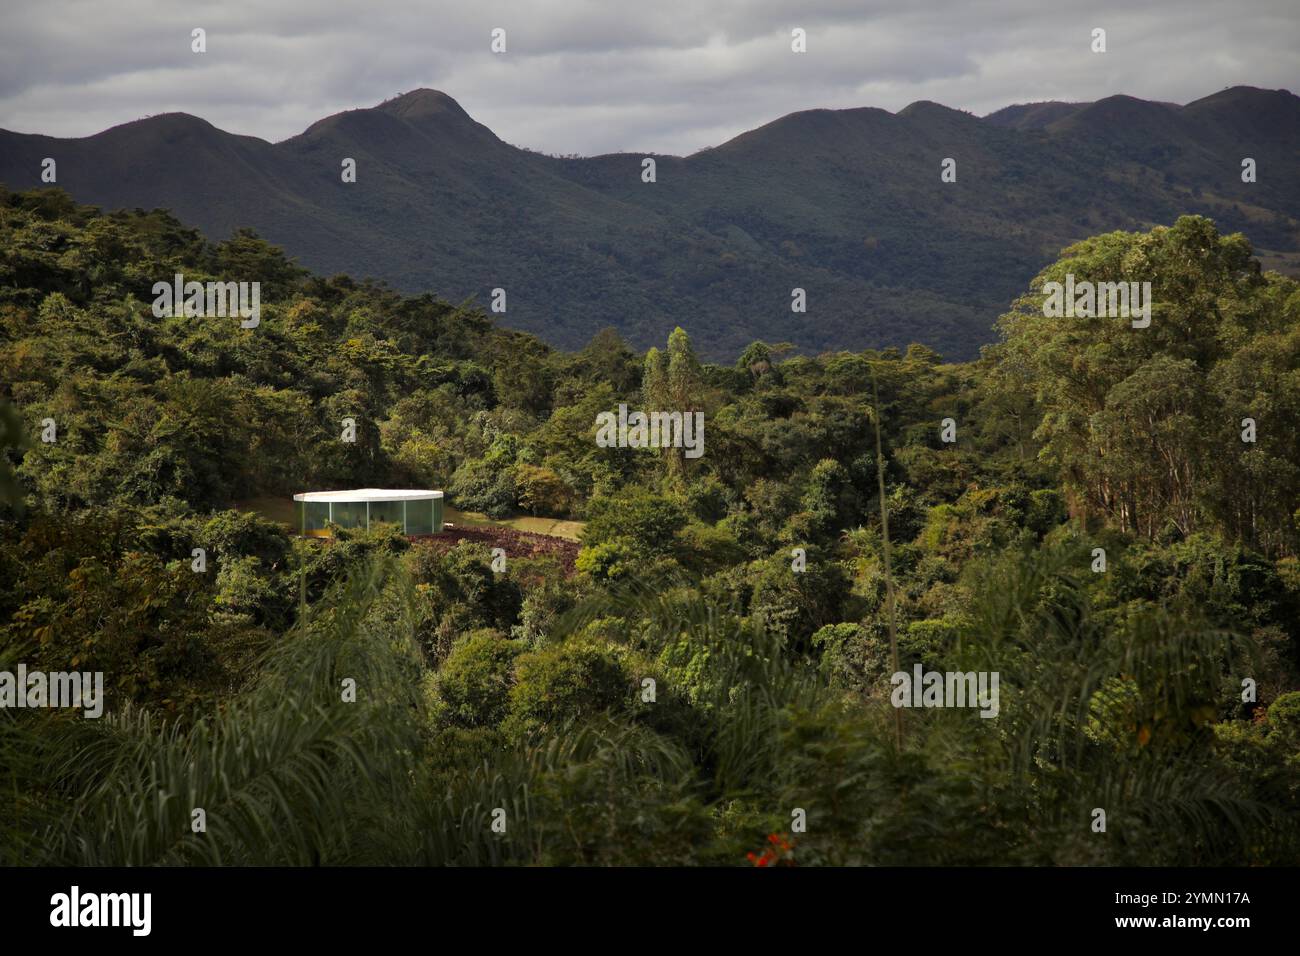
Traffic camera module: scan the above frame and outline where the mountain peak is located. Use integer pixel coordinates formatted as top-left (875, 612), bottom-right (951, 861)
top-left (982, 101), bottom-right (1088, 129)
top-left (377, 89), bottom-right (470, 122)
top-left (897, 100), bottom-right (981, 128)
top-left (290, 88), bottom-right (500, 152)
top-left (1180, 86), bottom-right (1300, 141)
top-left (372, 88), bottom-right (501, 147)
top-left (1046, 94), bottom-right (1183, 137)
top-left (1185, 85), bottom-right (1294, 106)
top-left (90, 111), bottom-right (236, 147)
top-left (109, 112), bottom-right (216, 134)
top-left (898, 100), bottom-right (965, 116)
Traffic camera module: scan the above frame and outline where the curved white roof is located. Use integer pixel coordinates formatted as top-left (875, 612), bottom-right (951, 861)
top-left (293, 489), bottom-right (444, 502)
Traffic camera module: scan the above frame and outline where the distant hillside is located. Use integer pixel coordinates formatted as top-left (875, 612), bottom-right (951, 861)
top-left (3, 86), bottom-right (1298, 359)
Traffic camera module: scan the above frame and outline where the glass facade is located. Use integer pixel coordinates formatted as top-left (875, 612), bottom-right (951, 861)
top-left (295, 496), bottom-right (443, 537)
top-left (331, 501), bottom-right (367, 529)
top-left (406, 498), bottom-right (434, 535)
top-left (299, 501), bottom-right (332, 537)
top-left (369, 499), bottom-right (405, 529)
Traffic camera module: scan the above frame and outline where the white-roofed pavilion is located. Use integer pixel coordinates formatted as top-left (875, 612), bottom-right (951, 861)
top-left (293, 489), bottom-right (444, 537)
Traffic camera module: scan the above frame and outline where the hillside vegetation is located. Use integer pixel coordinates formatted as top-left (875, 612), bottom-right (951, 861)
top-left (1, 188), bottom-right (1299, 865)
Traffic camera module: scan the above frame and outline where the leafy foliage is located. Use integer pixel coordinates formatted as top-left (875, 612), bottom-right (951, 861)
top-left (2, 191), bottom-right (1298, 864)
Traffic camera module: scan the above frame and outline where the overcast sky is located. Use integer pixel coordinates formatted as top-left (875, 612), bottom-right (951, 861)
top-left (1, 0), bottom-right (1296, 156)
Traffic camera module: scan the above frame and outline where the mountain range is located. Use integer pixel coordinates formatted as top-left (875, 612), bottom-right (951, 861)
top-left (3, 86), bottom-right (1298, 360)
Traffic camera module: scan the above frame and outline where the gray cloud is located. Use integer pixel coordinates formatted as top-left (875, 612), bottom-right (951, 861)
top-left (1, 0), bottom-right (1296, 156)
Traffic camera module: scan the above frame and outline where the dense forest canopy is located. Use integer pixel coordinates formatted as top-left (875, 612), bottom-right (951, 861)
top-left (1, 186), bottom-right (1298, 865)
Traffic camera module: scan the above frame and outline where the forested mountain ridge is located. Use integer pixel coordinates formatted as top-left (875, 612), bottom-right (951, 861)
top-left (2, 86), bottom-right (1297, 360)
top-left (1, 188), bottom-right (1299, 865)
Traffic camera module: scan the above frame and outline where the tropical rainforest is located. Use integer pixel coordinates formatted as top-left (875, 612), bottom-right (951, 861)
top-left (1, 185), bottom-right (1298, 865)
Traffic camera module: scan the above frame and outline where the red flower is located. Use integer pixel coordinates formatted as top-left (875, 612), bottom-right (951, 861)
top-left (747, 832), bottom-right (796, 866)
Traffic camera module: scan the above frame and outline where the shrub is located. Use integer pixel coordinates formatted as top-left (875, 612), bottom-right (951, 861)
top-left (434, 629), bottom-right (524, 729)
top-left (504, 637), bottom-right (633, 739)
